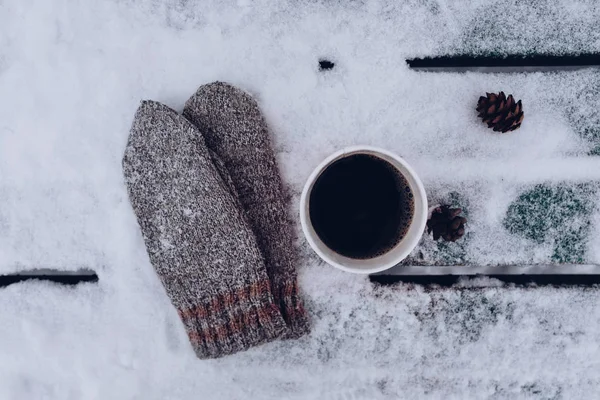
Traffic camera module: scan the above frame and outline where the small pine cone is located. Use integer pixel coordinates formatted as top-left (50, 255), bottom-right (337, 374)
top-left (427, 205), bottom-right (467, 242)
top-left (476, 91), bottom-right (524, 133)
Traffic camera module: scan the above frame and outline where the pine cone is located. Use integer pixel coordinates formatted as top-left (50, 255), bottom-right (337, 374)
top-left (427, 206), bottom-right (467, 242)
top-left (477, 91), bottom-right (524, 133)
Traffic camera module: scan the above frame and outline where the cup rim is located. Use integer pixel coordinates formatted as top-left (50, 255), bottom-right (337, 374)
top-left (300, 145), bottom-right (428, 274)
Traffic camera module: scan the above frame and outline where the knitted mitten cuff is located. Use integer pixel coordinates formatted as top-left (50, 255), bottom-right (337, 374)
top-left (178, 279), bottom-right (286, 358)
top-left (274, 280), bottom-right (309, 339)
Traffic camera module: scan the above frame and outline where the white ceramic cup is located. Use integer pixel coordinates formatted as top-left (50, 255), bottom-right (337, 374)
top-left (300, 146), bottom-right (428, 274)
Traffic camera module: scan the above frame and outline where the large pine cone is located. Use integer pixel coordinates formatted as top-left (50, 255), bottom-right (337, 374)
top-left (477, 91), bottom-right (524, 133)
top-left (428, 206), bottom-right (467, 242)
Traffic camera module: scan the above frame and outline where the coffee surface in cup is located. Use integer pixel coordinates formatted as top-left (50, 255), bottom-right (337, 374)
top-left (309, 153), bottom-right (415, 259)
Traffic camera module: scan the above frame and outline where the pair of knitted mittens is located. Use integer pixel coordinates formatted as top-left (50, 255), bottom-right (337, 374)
top-left (123, 82), bottom-right (309, 358)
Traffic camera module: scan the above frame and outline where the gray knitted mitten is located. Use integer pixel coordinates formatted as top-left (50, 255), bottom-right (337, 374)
top-left (183, 82), bottom-right (310, 338)
top-left (123, 101), bottom-right (287, 358)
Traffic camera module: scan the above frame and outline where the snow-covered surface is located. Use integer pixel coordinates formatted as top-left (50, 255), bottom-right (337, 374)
top-left (3, 0), bottom-right (600, 398)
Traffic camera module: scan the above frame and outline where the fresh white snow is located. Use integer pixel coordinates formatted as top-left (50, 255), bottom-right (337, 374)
top-left (2, 0), bottom-right (600, 398)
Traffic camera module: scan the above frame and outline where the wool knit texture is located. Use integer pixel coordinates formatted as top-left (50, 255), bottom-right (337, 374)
top-left (123, 100), bottom-right (288, 359)
top-left (184, 82), bottom-right (310, 338)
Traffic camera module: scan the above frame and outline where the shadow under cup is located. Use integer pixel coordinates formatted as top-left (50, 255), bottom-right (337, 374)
top-left (300, 147), bottom-right (428, 274)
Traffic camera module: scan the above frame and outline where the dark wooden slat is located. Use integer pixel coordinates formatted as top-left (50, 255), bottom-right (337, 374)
top-left (370, 274), bottom-right (600, 287)
top-left (0, 273), bottom-right (98, 288)
top-left (407, 53), bottom-right (600, 72)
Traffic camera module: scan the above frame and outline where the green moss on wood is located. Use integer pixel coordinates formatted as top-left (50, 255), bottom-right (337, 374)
top-left (504, 184), bottom-right (595, 263)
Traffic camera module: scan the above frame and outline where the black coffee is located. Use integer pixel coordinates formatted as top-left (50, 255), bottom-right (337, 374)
top-left (309, 153), bottom-right (414, 259)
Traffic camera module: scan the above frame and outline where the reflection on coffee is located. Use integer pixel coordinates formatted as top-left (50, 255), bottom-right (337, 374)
top-left (309, 154), bottom-right (414, 259)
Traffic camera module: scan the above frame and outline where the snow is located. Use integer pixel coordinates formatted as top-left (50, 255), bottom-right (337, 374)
top-left (2, 0), bottom-right (600, 398)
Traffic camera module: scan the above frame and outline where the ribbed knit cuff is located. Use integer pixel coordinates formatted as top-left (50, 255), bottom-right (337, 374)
top-left (275, 280), bottom-right (310, 339)
top-left (177, 280), bottom-right (287, 359)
